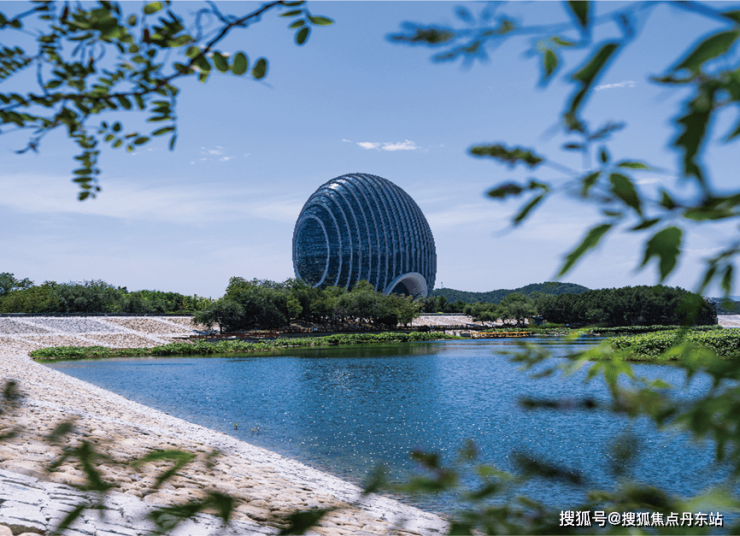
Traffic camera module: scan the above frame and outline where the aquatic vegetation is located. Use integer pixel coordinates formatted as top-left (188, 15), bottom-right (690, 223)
top-left (30, 332), bottom-right (460, 360)
top-left (609, 329), bottom-right (740, 361)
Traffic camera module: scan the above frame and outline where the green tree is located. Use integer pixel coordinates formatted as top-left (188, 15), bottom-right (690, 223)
top-left (387, 293), bottom-right (421, 327)
top-left (0, 272), bottom-right (33, 297)
top-left (193, 298), bottom-right (244, 333)
top-left (498, 293), bottom-right (536, 326)
top-left (0, 281), bottom-right (60, 313)
top-left (54, 280), bottom-right (122, 313)
top-left (0, 1), bottom-right (333, 199)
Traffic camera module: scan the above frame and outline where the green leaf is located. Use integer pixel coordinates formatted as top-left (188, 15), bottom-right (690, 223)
top-left (211, 52), bottom-right (229, 73)
top-left (723, 10), bottom-right (740, 24)
top-left (152, 126), bottom-right (174, 136)
top-left (133, 450), bottom-right (195, 490)
top-left (112, 122), bottom-right (121, 132)
top-left (169, 134), bottom-right (177, 150)
top-left (194, 54), bottom-right (211, 72)
top-left (290, 20), bottom-right (305, 29)
top-left (567, 1), bottom-right (590, 31)
top-left (568, 42), bottom-right (619, 114)
top-left (641, 226), bottom-right (682, 281)
top-left (609, 172), bottom-right (641, 215)
top-left (361, 466), bottom-right (388, 496)
top-left (447, 522), bottom-right (474, 535)
top-left (616, 160), bottom-right (650, 170)
top-left (673, 86), bottom-right (715, 181)
top-left (630, 218), bottom-right (660, 231)
top-left (581, 171), bottom-right (599, 196)
top-left (542, 49), bottom-right (557, 83)
top-left (185, 46), bottom-right (200, 58)
top-left (572, 43), bottom-right (619, 85)
top-left (117, 96), bottom-right (132, 110)
top-left (660, 190), bottom-right (677, 210)
top-left (143, 2), bottom-right (163, 15)
top-left (599, 146), bottom-right (609, 164)
top-left (279, 509), bottom-right (332, 535)
top-left (308, 15), bottom-right (334, 26)
top-left (113, 139), bottom-right (123, 148)
top-left (55, 503), bottom-right (87, 533)
top-left (134, 136), bottom-right (150, 145)
top-left (726, 119), bottom-right (740, 141)
top-left (296, 27), bottom-right (310, 45)
top-left (469, 144), bottom-right (544, 168)
top-left (683, 206), bottom-right (734, 221)
top-left (673, 30), bottom-right (740, 72)
top-left (128, 14), bottom-right (137, 26)
top-left (553, 36), bottom-right (577, 47)
top-left (252, 58), bottom-right (267, 80)
top-left (722, 265), bottom-right (734, 295)
top-left (650, 378), bottom-right (672, 389)
top-left (487, 182), bottom-right (524, 199)
top-left (513, 193), bottom-right (546, 225)
top-left (232, 52), bottom-right (248, 76)
top-left (559, 223), bottom-right (613, 276)
top-left (280, 9), bottom-right (303, 17)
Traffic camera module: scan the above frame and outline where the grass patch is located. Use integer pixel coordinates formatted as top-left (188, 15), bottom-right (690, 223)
top-left (591, 324), bottom-right (721, 336)
top-left (30, 331), bottom-right (461, 360)
top-left (608, 328), bottom-right (740, 361)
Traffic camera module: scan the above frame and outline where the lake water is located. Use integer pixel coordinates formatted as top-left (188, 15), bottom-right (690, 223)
top-left (46, 338), bottom-right (726, 515)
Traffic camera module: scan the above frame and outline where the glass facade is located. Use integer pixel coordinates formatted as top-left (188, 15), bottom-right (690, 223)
top-left (292, 173), bottom-right (437, 296)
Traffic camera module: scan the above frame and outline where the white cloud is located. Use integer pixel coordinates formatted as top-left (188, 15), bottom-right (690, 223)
top-left (356, 140), bottom-right (419, 151)
top-left (595, 80), bottom-right (636, 91)
top-left (382, 140), bottom-right (417, 151)
top-left (191, 146), bottom-right (237, 164)
top-left (357, 142), bottom-right (381, 150)
top-left (341, 139), bottom-right (352, 143)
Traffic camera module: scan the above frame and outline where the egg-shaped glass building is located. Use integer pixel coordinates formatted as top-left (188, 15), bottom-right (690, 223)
top-left (292, 173), bottom-right (436, 296)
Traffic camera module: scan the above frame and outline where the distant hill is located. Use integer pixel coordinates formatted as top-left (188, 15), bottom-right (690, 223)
top-left (430, 282), bottom-right (590, 304)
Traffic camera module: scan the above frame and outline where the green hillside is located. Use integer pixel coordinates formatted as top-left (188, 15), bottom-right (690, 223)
top-left (429, 282), bottom-right (590, 305)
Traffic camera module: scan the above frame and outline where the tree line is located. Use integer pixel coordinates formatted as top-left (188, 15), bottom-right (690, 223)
top-left (1, 273), bottom-right (717, 328)
top-left (0, 273), bottom-right (212, 314)
top-left (463, 285), bottom-right (717, 327)
top-left (193, 277), bottom-right (420, 332)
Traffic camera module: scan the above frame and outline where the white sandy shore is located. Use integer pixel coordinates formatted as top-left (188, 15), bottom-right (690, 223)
top-left (0, 317), bottom-right (449, 536)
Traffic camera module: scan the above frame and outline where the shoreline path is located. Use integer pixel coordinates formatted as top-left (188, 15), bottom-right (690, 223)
top-left (0, 316), bottom-right (449, 536)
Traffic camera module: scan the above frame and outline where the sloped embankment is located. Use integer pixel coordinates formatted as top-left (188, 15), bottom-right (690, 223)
top-left (0, 317), bottom-right (448, 536)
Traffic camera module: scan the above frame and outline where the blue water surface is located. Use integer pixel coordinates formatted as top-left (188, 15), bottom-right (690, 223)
top-left (46, 338), bottom-right (729, 514)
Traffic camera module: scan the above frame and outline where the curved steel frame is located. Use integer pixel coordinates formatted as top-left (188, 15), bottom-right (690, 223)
top-left (292, 173), bottom-right (436, 296)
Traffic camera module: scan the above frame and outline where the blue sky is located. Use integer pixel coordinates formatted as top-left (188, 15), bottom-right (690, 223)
top-left (1, 1), bottom-right (738, 298)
